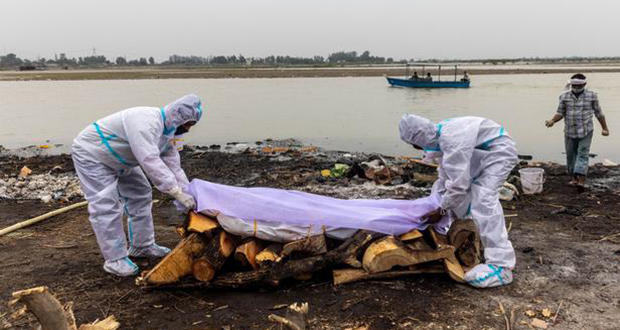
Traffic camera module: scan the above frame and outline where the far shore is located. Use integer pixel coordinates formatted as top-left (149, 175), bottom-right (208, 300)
top-left (3, 63), bottom-right (620, 81)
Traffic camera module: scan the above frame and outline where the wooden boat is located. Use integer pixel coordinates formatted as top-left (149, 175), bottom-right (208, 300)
top-left (387, 63), bottom-right (470, 88)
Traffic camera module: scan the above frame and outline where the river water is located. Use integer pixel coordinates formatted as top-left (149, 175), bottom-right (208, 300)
top-left (1, 73), bottom-right (618, 162)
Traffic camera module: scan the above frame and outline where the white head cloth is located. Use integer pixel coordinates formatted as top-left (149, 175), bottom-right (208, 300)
top-left (569, 78), bottom-right (587, 85)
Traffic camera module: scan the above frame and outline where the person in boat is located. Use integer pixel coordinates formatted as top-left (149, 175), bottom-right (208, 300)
top-left (71, 95), bottom-right (203, 277)
top-left (461, 71), bottom-right (470, 82)
top-left (545, 73), bottom-right (609, 188)
top-left (410, 71), bottom-right (420, 81)
top-left (425, 72), bottom-right (433, 81)
top-left (399, 114), bottom-right (518, 288)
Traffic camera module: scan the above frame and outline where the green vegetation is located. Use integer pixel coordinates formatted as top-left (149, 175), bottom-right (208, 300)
top-left (2, 51), bottom-right (620, 71)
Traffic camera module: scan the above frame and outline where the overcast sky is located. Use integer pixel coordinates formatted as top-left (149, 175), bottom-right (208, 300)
top-left (3, 0), bottom-right (619, 61)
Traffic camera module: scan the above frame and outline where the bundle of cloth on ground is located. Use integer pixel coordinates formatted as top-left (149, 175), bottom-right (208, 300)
top-left (187, 179), bottom-right (448, 242)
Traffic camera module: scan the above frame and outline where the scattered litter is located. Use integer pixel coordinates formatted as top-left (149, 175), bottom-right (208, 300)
top-left (525, 310), bottom-right (536, 317)
top-left (330, 164), bottom-right (350, 178)
top-left (602, 159), bottom-right (619, 167)
top-left (268, 302), bottom-right (308, 330)
top-left (18, 166), bottom-right (32, 179)
top-left (499, 186), bottom-right (516, 201)
top-left (321, 169), bottom-right (331, 177)
top-left (269, 304), bottom-right (289, 311)
top-left (550, 207), bottom-right (582, 216)
top-left (531, 318), bottom-right (548, 329)
top-left (541, 308), bottom-right (552, 318)
top-left (211, 305), bottom-right (229, 312)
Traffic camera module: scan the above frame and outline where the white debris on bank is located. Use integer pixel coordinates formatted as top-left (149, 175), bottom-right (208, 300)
top-left (0, 173), bottom-right (83, 202)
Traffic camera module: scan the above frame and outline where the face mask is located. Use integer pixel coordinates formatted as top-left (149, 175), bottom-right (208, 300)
top-left (175, 125), bottom-right (189, 136)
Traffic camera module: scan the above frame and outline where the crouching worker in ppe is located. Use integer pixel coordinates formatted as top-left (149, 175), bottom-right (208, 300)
top-left (71, 95), bottom-right (203, 276)
top-left (399, 114), bottom-right (518, 288)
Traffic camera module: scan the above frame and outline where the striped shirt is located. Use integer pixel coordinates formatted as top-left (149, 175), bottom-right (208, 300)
top-left (557, 89), bottom-right (604, 139)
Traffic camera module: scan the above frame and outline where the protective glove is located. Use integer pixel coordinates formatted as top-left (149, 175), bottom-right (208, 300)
top-left (169, 187), bottom-right (196, 210)
top-left (545, 119), bottom-right (555, 127)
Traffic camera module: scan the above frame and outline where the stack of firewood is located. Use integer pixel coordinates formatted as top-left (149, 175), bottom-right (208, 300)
top-left (136, 212), bottom-right (481, 288)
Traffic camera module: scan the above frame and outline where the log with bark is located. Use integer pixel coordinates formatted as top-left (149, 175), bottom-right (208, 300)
top-left (427, 228), bottom-right (466, 283)
top-left (448, 219), bottom-right (482, 269)
top-left (234, 238), bottom-right (264, 270)
top-left (9, 286), bottom-right (119, 330)
top-left (193, 229), bottom-right (237, 282)
top-left (333, 263), bottom-right (445, 285)
top-left (255, 243), bottom-right (283, 269)
top-left (280, 234), bottom-right (327, 259)
top-left (148, 230), bottom-right (374, 289)
top-left (137, 233), bottom-right (207, 286)
top-left (362, 235), bottom-right (455, 274)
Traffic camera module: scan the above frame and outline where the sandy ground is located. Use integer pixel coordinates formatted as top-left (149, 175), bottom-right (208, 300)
top-left (1, 146), bottom-right (619, 330)
top-left (3, 64), bottom-right (620, 81)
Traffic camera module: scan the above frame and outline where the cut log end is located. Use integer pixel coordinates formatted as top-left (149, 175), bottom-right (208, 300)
top-left (192, 259), bottom-right (216, 282)
top-left (235, 239), bottom-right (264, 270)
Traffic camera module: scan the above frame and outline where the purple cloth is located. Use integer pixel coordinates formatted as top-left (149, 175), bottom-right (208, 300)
top-left (187, 179), bottom-right (440, 235)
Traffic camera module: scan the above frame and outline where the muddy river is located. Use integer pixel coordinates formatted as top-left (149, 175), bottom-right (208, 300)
top-left (2, 73), bottom-right (619, 162)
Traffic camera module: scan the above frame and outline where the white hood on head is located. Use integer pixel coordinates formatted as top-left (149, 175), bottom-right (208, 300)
top-left (162, 94), bottom-right (203, 130)
top-left (399, 114), bottom-right (438, 148)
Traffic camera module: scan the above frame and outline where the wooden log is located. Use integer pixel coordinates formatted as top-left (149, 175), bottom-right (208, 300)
top-left (10, 286), bottom-right (77, 330)
top-left (427, 228), bottom-right (466, 283)
top-left (192, 229), bottom-right (237, 282)
top-left (137, 233), bottom-right (206, 286)
top-left (186, 211), bottom-right (219, 233)
top-left (399, 229), bottom-right (423, 242)
top-left (362, 236), bottom-right (455, 274)
top-left (152, 230), bottom-right (374, 289)
top-left (448, 219), bottom-right (482, 269)
top-left (10, 286), bottom-right (120, 330)
top-left (333, 264), bottom-right (445, 285)
top-left (235, 238), bottom-right (264, 270)
top-left (281, 234), bottom-right (327, 259)
top-left (255, 243), bottom-right (283, 269)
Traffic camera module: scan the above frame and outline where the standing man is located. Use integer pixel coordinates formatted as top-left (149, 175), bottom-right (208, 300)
top-left (546, 73), bottom-right (609, 188)
top-left (400, 114), bottom-right (518, 288)
top-left (72, 95), bottom-right (203, 276)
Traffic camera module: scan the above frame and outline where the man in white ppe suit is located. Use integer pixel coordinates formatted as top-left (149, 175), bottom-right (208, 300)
top-left (399, 114), bottom-right (518, 288)
top-left (72, 95), bottom-right (202, 276)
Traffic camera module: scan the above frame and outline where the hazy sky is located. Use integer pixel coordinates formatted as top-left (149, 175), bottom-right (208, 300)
top-left (3, 0), bottom-right (619, 61)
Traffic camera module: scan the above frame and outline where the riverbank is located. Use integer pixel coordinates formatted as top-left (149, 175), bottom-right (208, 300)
top-left (3, 64), bottom-right (620, 81)
top-left (1, 143), bottom-right (619, 329)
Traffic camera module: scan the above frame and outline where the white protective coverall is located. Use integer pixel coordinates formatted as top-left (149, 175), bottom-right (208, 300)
top-left (72, 95), bottom-right (203, 275)
top-left (399, 114), bottom-right (518, 288)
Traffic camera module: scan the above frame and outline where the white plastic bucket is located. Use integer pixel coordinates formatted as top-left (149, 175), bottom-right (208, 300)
top-left (519, 168), bottom-right (545, 194)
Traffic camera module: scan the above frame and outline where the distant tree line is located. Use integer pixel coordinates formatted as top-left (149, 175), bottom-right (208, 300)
top-left (3, 51), bottom-right (620, 69)
top-left (164, 51), bottom-right (396, 66)
top-left (0, 50), bottom-right (397, 69)
top-left (0, 53), bottom-right (157, 69)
